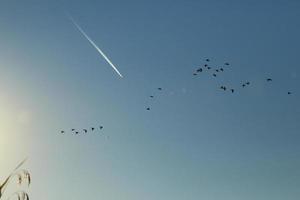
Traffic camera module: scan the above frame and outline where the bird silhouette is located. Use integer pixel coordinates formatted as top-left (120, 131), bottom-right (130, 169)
top-left (246, 82), bottom-right (250, 85)
top-left (197, 68), bottom-right (203, 72)
top-left (100, 126), bottom-right (103, 130)
top-left (61, 130), bottom-right (64, 134)
top-left (158, 88), bottom-right (162, 90)
top-left (267, 78), bottom-right (272, 82)
top-left (220, 86), bottom-right (226, 91)
top-left (83, 129), bottom-right (87, 133)
top-left (91, 127), bottom-right (95, 131)
top-left (242, 84), bottom-right (246, 87)
top-left (206, 59), bottom-right (210, 62)
top-left (150, 95), bottom-right (154, 98)
top-left (215, 69), bottom-right (219, 72)
top-left (193, 73), bottom-right (197, 76)
top-left (288, 92), bottom-right (292, 95)
top-left (146, 107), bottom-right (150, 111)
top-left (224, 62), bottom-right (229, 66)
top-left (231, 89), bottom-right (234, 93)
top-left (204, 64), bottom-right (208, 67)
top-left (220, 68), bottom-right (224, 72)
top-left (75, 131), bottom-right (79, 134)
top-left (71, 129), bottom-right (75, 131)
top-left (207, 67), bottom-right (211, 70)
top-left (213, 73), bottom-right (217, 77)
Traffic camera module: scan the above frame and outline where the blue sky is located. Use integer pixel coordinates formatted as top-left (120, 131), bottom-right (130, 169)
top-left (0, 0), bottom-right (300, 200)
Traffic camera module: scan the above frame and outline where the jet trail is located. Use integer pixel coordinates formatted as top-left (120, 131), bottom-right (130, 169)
top-left (68, 16), bottom-right (123, 78)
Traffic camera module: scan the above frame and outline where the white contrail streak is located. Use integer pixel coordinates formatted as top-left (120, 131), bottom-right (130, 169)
top-left (68, 16), bottom-right (123, 78)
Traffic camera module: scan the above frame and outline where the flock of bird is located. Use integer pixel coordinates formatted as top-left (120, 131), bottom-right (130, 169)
top-left (146, 87), bottom-right (163, 111)
top-left (143, 58), bottom-right (294, 112)
top-left (61, 126), bottom-right (103, 135)
top-left (60, 58), bottom-right (294, 134)
top-left (192, 58), bottom-right (293, 95)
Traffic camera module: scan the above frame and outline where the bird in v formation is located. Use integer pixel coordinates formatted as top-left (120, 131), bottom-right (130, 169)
top-left (146, 58), bottom-right (293, 112)
top-left (60, 58), bottom-right (294, 135)
top-left (60, 125), bottom-right (104, 135)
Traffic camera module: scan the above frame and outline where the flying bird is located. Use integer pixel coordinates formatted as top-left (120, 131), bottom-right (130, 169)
top-left (150, 95), bottom-right (154, 98)
top-left (146, 107), bottom-right (150, 111)
top-left (288, 92), bottom-right (292, 95)
top-left (242, 84), bottom-right (246, 87)
top-left (196, 68), bottom-right (202, 72)
top-left (193, 73), bottom-right (197, 76)
top-left (215, 69), bottom-right (219, 72)
top-left (61, 130), bottom-right (64, 134)
top-left (224, 62), bottom-right (229, 66)
top-left (71, 129), bottom-right (75, 131)
top-left (158, 88), bottom-right (162, 90)
top-left (207, 67), bottom-right (211, 70)
top-left (213, 73), bottom-right (217, 77)
top-left (68, 15), bottom-right (123, 78)
top-left (220, 86), bottom-right (226, 91)
top-left (75, 131), bottom-right (79, 134)
top-left (267, 78), bottom-right (272, 81)
top-left (91, 127), bottom-right (95, 131)
top-left (220, 68), bottom-right (224, 71)
top-left (246, 82), bottom-right (250, 85)
top-left (205, 59), bottom-right (210, 62)
top-left (83, 129), bottom-right (87, 133)
top-left (230, 89), bottom-right (234, 93)
top-left (100, 126), bottom-right (104, 130)
top-left (204, 64), bottom-right (208, 67)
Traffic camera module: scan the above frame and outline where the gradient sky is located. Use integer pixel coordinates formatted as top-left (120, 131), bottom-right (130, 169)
top-left (1, 0), bottom-right (300, 200)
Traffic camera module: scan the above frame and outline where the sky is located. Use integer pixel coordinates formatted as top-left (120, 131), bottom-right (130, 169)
top-left (0, 0), bottom-right (300, 200)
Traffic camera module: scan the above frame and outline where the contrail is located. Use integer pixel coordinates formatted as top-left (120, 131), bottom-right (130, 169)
top-left (68, 15), bottom-right (123, 78)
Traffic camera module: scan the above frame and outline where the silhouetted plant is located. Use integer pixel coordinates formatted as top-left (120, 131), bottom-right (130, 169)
top-left (0, 159), bottom-right (31, 200)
